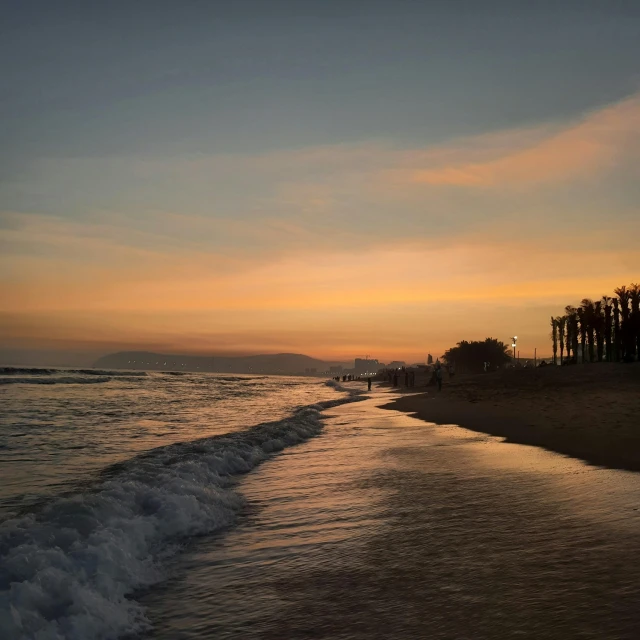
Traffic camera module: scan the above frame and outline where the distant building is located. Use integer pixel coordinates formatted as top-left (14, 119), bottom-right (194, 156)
top-left (329, 365), bottom-right (343, 374)
top-left (304, 368), bottom-right (317, 374)
top-left (387, 360), bottom-right (406, 369)
top-left (354, 358), bottom-right (379, 374)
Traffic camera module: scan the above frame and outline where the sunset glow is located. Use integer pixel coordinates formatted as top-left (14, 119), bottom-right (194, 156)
top-left (2, 3), bottom-right (639, 365)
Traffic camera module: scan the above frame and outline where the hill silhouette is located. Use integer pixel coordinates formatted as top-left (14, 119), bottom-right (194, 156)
top-left (94, 351), bottom-right (350, 375)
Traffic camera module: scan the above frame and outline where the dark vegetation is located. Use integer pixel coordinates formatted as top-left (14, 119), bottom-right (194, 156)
top-left (442, 338), bottom-right (511, 374)
top-left (550, 283), bottom-right (640, 365)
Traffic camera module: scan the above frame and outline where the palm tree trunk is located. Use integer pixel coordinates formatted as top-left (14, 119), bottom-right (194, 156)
top-left (613, 301), bottom-right (621, 362)
top-left (604, 307), bottom-right (612, 362)
top-left (550, 317), bottom-right (558, 366)
top-left (630, 285), bottom-right (640, 361)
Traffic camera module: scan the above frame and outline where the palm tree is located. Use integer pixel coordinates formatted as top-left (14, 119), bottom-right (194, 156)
top-left (602, 296), bottom-right (613, 361)
top-left (577, 307), bottom-right (587, 363)
top-left (565, 305), bottom-right (579, 364)
top-left (564, 307), bottom-right (573, 361)
top-left (615, 286), bottom-right (632, 361)
top-left (630, 283), bottom-right (640, 361)
top-left (580, 299), bottom-right (596, 363)
top-left (593, 300), bottom-right (604, 362)
top-left (557, 316), bottom-right (567, 365)
top-left (550, 316), bottom-right (558, 365)
top-left (612, 298), bottom-right (621, 362)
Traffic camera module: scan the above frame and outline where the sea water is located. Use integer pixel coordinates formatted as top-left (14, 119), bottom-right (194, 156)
top-left (0, 369), bottom-right (363, 639)
top-left (3, 369), bottom-right (640, 640)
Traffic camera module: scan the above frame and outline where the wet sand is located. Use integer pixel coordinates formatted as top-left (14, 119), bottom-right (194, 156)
top-left (382, 362), bottom-right (640, 473)
top-left (144, 395), bottom-right (640, 639)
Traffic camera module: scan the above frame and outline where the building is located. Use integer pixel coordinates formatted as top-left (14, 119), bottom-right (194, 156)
top-left (354, 358), bottom-right (379, 374)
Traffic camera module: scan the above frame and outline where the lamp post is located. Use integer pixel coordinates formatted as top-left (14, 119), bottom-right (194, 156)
top-left (511, 336), bottom-right (518, 362)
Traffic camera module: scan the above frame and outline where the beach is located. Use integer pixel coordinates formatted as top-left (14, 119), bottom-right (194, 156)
top-left (4, 368), bottom-right (640, 639)
top-left (382, 362), bottom-right (640, 473)
top-left (144, 393), bottom-right (640, 639)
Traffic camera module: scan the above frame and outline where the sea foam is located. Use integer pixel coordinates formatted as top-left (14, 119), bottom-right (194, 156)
top-left (0, 386), bottom-right (363, 640)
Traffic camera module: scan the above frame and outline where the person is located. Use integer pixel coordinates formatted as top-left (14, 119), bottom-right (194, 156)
top-left (435, 363), bottom-right (443, 391)
top-left (367, 377), bottom-right (372, 391)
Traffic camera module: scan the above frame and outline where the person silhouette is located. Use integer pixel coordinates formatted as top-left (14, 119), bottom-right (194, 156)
top-left (435, 362), bottom-right (443, 391)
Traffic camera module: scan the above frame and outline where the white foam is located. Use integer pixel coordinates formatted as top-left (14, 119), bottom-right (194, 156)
top-left (0, 394), bottom-right (364, 639)
top-left (0, 377), bottom-right (113, 386)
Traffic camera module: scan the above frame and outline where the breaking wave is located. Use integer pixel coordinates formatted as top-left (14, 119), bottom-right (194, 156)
top-left (0, 367), bottom-right (147, 377)
top-left (0, 376), bottom-right (113, 386)
top-left (0, 389), bottom-right (364, 640)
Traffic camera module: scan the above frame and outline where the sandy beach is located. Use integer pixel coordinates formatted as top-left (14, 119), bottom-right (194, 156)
top-left (382, 363), bottom-right (640, 473)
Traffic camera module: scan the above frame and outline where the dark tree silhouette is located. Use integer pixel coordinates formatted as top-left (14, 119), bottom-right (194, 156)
top-left (593, 300), bottom-right (604, 362)
top-left (557, 316), bottom-right (566, 365)
top-left (577, 307), bottom-right (587, 363)
top-left (552, 282), bottom-right (638, 364)
top-left (442, 338), bottom-right (511, 374)
top-left (615, 286), bottom-right (632, 362)
top-left (565, 305), bottom-right (579, 364)
top-left (630, 283), bottom-right (640, 361)
top-left (612, 298), bottom-right (621, 362)
top-left (602, 296), bottom-right (613, 362)
top-left (580, 299), bottom-right (596, 363)
top-left (550, 317), bottom-right (558, 365)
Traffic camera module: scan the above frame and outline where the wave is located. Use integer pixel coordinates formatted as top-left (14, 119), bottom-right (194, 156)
top-left (0, 367), bottom-right (59, 376)
top-left (77, 370), bottom-right (147, 377)
top-left (0, 367), bottom-right (147, 377)
top-left (0, 390), bottom-right (364, 640)
top-left (0, 376), bottom-right (113, 386)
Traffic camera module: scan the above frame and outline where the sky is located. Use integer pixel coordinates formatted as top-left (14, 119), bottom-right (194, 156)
top-left (2, 0), bottom-right (640, 365)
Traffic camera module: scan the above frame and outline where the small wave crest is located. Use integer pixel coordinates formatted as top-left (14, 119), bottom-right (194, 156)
top-left (78, 370), bottom-right (147, 377)
top-left (0, 367), bottom-right (146, 377)
top-left (0, 367), bottom-right (58, 376)
top-left (0, 392), bottom-right (364, 639)
top-left (0, 376), bottom-right (113, 386)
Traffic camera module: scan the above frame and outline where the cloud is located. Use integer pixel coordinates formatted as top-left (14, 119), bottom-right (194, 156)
top-left (411, 93), bottom-right (640, 187)
top-left (2, 93), bottom-right (640, 359)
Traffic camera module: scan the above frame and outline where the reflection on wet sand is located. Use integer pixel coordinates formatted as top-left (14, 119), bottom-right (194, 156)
top-left (145, 394), bottom-right (640, 639)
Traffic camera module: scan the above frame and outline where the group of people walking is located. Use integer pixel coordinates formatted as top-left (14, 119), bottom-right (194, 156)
top-left (332, 360), bottom-right (455, 394)
top-left (332, 374), bottom-right (373, 392)
top-left (385, 368), bottom-right (417, 388)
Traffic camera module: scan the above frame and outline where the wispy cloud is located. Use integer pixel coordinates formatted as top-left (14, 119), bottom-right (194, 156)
top-left (2, 93), bottom-right (640, 359)
top-left (411, 93), bottom-right (640, 187)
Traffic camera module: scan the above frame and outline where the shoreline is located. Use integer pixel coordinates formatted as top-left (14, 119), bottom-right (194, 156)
top-left (380, 362), bottom-right (640, 473)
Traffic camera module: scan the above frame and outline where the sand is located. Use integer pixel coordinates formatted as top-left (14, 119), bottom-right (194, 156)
top-left (381, 362), bottom-right (640, 472)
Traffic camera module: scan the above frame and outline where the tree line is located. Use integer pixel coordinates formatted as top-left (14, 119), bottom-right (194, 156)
top-left (443, 338), bottom-right (511, 373)
top-left (550, 283), bottom-right (640, 365)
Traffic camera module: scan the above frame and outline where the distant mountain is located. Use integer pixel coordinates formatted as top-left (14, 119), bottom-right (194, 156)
top-left (93, 351), bottom-right (351, 375)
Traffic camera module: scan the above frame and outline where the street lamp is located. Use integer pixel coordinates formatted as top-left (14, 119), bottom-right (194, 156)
top-left (511, 336), bottom-right (518, 361)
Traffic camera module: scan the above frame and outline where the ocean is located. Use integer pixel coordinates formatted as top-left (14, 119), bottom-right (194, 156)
top-left (2, 368), bottom-right (640, 639)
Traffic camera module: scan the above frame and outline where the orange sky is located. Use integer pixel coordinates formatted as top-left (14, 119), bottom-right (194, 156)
top-left (2, 94), bottom-right (640, 364)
